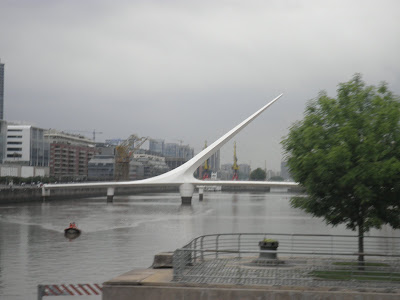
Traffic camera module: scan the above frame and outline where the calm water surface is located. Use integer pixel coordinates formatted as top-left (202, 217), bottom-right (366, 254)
top-left (1, 191), bottom-right (399, 299)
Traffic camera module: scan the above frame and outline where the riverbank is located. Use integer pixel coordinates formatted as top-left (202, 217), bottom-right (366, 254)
top-left (0, 185), bottom-right (178, 204)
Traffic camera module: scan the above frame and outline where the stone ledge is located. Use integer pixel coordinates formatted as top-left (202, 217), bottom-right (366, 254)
top-left (104, 269), bottom-right (173, 286)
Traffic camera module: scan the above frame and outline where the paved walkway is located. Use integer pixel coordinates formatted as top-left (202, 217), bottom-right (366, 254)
top-left (174, 256), bottom-right (400, 290)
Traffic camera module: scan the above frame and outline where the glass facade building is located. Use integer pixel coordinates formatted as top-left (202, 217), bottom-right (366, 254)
top-left (5, 125), bottom-right (49, 166)
top-left (149, 139), bottom-right (164, 154)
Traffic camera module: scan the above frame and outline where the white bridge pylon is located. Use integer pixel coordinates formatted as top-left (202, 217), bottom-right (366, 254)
top-left (43, 93), bottom-right (297, 204)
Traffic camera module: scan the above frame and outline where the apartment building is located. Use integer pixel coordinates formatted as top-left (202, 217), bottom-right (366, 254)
top-left (45, 130), bottom-right (96, 181)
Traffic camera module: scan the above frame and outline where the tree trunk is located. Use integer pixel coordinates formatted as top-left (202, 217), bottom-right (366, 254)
top-left (358, 219), bottom-right (365, 270)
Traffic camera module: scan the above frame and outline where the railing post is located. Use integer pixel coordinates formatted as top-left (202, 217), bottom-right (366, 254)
top-left (193, 239), bottom-right (197, 264)
top-left (291, 234), bottom-right (294, 258)
top-left (216, 235), bottom-right (219, 259)
top-left (37, 285), bottom-right (45, 300)
top-left (200, 236), bottom-right (204, 262)
top-left (238, 234), bottom-right (241, 258)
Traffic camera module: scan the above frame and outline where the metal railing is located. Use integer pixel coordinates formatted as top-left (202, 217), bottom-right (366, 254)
top-left (173, 233), bottom-right (400, 289)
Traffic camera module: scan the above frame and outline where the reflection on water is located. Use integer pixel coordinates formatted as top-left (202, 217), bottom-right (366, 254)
top-left (0, 191), bottom-right (399, 299)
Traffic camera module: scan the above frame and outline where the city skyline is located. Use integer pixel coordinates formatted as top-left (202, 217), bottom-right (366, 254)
top-left (1, 1), bottom-right (399, 170)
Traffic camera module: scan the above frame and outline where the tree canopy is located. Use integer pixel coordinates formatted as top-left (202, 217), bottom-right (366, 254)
top-left (282, 74), bottom-right (400, 262)
top-left (250, 168), bottom-right (266, 181)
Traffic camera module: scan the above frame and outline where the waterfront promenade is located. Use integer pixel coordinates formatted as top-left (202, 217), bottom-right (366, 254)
top-left (103, 268), bottom-right (400, 300)
top-left (103, 233), bottom-right (400, 300)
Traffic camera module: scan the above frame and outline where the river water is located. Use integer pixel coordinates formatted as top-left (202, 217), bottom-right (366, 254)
top-left (1, 191), bottom-right (399, 299)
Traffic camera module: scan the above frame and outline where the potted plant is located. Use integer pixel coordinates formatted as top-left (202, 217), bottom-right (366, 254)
top-left (258, 238), bottom-right (279, 260)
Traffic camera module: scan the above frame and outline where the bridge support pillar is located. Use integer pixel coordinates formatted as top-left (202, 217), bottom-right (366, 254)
top-left (107, 187), bottom-right (115, 202)
top-left (179, 183), bottom-right (194, 205)
top-left (198, 186), bottom-right (204, 201)
top-left (270, 187), bottom-right (289, 193)
top-left (42, 187), bottom-right (50, 200)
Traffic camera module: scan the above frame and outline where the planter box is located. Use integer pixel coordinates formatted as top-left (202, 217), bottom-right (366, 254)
top-left (258, 240), bottom-right (279, 260)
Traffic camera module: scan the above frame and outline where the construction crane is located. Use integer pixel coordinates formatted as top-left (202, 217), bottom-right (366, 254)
top-left (90, 129), bottom-right (103, 142)
top-left (114, 134), bottom-right (148, 181)
top-left (202, 141), bottom-right (211, 179)
top-left (232, 141), bottom-right (239, 180)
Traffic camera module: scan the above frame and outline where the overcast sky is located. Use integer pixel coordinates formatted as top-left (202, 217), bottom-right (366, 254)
top-left (1, 0), bottom-right (399, 170)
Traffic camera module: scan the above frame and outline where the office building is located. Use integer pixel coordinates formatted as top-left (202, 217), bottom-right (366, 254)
top-left (218, 163), bottom-right (233, 180)
top-left (164, 143), bottom-right (194, 160)
top-left (129, 153), bottom-right (169, 180)
top-left (87, 143), bottom-right (116, 181)
top-left (164, 143), bottom-right (179, 158)
top-left (163, 142), bottom-right (194, 170)
top-left (208, 150), bottom-right (220, 172)
top-left (88, 155), bottom-right (114, 181)
top-left (149, 139), bottom-right (164, 154)
top-left (238, 163), bottom-right (251, 180)
top-left (5, 125), bottom-right (49, 166)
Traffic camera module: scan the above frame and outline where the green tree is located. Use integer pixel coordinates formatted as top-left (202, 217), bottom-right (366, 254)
top-left (250, 168), bottom-right (266, 181)
top-left (282, 74), bottom-right (400, 265)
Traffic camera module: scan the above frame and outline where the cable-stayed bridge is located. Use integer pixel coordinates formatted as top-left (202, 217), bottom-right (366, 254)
top-left (43, 94), bottom-right (298, 204)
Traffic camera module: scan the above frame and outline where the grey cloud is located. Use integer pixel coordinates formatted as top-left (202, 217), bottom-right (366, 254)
top-left (1, 0), bottom-right (399, 170)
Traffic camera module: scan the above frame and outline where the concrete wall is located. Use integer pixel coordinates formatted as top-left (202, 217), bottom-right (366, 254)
top-left (0, 165), bottom-right (18, 176)
top-left (21, 166), bottom-right (34, 177)
top-left (103, 268), bottom-right (400, 300)
top-left (103, 285), bottom-right (400, 300)
top-left (0, 164), bottom-right (49, 177)
top-left (35, 168), bottom-right (46, 177)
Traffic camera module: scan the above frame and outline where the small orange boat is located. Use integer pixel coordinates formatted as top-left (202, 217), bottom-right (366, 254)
top-left (64, 222), bottom-right (81, 235)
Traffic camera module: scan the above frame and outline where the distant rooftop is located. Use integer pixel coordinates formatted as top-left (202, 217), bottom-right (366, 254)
top-left (45, 129), bottom-right (95, 146)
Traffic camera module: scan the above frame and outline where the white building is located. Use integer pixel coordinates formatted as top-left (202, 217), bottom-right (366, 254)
top-left (5, 125), bottom-right (49, 166)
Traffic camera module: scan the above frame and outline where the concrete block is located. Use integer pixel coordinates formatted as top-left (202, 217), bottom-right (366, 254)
top-left (152, 252), bottom-right (174, 269)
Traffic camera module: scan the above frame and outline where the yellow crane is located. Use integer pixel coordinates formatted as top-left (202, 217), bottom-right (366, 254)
top-left (232, 141), bottom-right (239, 180)
top-left (114, 135), bottom-right (148, 181)
top-left (202, 141), bottom-right (211, 179)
